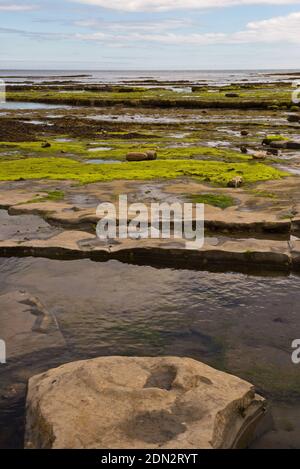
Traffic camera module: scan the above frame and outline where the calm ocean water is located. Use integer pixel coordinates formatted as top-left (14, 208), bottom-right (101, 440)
top-left (0, 69), bottom-right (299, 85)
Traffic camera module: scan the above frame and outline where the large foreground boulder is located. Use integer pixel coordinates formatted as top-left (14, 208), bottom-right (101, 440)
top-left (25, 356), bottom-right (266, 449)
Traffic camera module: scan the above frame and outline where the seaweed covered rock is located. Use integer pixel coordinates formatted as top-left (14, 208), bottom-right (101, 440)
top-left (25, 356), bottom-right (266, 449)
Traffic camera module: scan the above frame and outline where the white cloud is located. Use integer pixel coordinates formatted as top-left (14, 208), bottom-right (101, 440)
top-left (74, 18), bottom-right (192, 32)
top-left (234, 11), bottom-right (300, 42)
top-left (72, 0), bottom-right (300, 12)
top-left (75, 11), bottom-right (300, 45)
top-left (0, 4), bottom-right (36, 11)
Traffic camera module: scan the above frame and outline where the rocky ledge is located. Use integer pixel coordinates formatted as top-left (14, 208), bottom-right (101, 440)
top-left (25, 356), bottom-right (267, 449)
top-left (0, 231), bottom-right (298, 273)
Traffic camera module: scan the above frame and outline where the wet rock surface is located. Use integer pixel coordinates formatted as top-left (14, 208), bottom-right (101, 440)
top-left (0, 290), bottom-right (65, 359)
top-left (0, 209), bottom-right (61, 242)
top-left (25, 356), bottom-right (266, 449)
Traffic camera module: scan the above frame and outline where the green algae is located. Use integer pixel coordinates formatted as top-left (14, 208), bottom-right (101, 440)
top-left (6, 84), bottom-right (293, 109)
top-left (251, 190), bottom-right (277, 199)
top-left (0, 157), bottom-right (288, 186)
top-left (158, 147), bottom-right (250, 162)
top-left (18, 190), bottom-right (65, 205)
top-left (0, 140), bottom-right (250, 163)
top-left (188, 193), bottom-right (236, 209)
top-left (266, 135), bottom-right (289, 142)
top-left (33, 190), bottom-right (65, 203)
top-left (244, 363), bottom-right (300, 399)
top-left (0, 140), bottom-right (97, 156)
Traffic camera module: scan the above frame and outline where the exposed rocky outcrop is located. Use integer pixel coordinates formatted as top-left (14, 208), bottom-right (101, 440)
top-left (0, 230), bottom-right (293, 273)
top-left (1, 179), bottom-right (300, 273)
top-left (25, 356), bottom-right (267, 449)
top-left (262, 138), bottom-right (300, 150)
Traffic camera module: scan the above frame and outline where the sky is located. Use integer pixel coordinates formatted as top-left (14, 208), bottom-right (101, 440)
top-left (0, 0), bottom-right (300, 69)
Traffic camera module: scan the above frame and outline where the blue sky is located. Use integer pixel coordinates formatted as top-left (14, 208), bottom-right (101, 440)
top-left (1, 0), bottom-right (300, 69)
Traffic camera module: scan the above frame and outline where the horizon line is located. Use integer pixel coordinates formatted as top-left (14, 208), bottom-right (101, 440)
top-left (1, 68), bottom-right (300, 72)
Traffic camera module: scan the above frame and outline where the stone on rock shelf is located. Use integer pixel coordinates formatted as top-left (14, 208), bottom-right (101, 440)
top-left (227, 176), bottom-right (243, 188)
top-left (126, 152), bottom-right (148, 162)
top-left (252, 151), bottom-right (267, 160)
top-left (146, 150), bottom-right (157, 160)
top-left (126, 151), bottom-right (157, 162)
top-left (25, 356), bottom-right (266, 449)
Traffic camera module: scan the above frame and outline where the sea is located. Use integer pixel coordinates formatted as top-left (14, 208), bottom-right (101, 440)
top-left (0, 69), bottom-right (299, 86)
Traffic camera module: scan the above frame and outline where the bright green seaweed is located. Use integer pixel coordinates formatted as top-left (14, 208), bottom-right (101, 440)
top-left (0, 157), bottom-right (288, 186)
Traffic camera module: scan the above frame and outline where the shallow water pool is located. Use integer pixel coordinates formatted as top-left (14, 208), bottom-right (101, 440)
top-left (0, 102), bottom-right (70, 110)
top-left (0, 257), bottom-right (300, 448)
